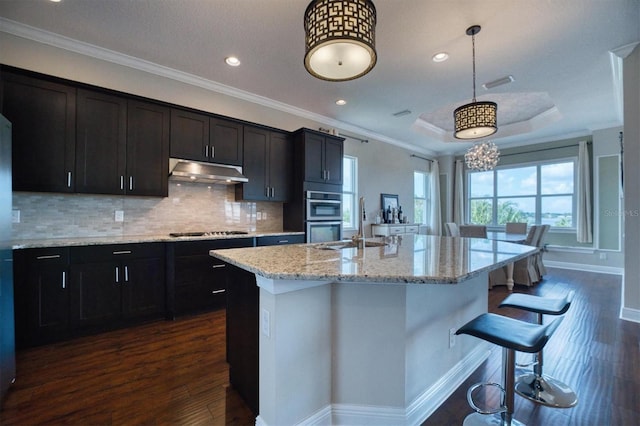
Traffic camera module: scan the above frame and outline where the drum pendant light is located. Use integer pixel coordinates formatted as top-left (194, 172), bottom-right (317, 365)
top-left (454, 25), bottom-right (498, 139)
top-left (304, 0), bottom-right (377, 81)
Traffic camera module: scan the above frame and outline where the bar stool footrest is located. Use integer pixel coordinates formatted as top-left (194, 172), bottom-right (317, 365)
top-left (467, 382), bottom-right (506, 415)
top-left (515, 373), bottom-right (578, 408)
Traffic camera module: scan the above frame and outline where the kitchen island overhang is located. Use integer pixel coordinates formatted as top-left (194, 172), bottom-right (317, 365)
top-left (211, 235), bottom-right (536, 426)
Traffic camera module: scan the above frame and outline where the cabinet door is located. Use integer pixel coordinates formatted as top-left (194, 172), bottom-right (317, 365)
top-left (210, 118), bottom-right (243, 166)
top-left (25, 262), bottom-right (70, 344)
top-left (268, 132), bottom-right (292, 202)
top-left (324, 137), bottom-right (344, 185)
top-left (170, 108), bottom-right (209, 162)
top-left (240, 126), bottom-right (269, 201)
top-left (126, 100), bottom-right (170, 196)
top-left (76, 89), bottom-right (127, 194)
top-left (2, 73), bottom-right (76, 192)
top-left (70, 261), bottom-right (122, 328)
top-left (303, 132), bottom-right (326, 183)
top-left (122, 256), bottom-right (165, 319)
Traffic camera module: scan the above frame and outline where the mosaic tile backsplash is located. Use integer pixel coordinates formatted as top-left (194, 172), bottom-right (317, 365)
top-left (12, 182), bottom-right (283, 240)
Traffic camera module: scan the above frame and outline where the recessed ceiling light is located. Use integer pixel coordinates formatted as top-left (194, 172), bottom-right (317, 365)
top-left (432, 52), bottom-right (449, 63)
top-left (335, 99), bottom-right (347, 106)
top-left (50, 0), bottom-right (62, 2)
top-left (225, 56), bottom-right (241, 67)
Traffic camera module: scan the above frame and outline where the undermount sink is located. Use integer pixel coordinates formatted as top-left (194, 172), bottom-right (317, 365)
top-left (315, 240), bottom-right (387, 250)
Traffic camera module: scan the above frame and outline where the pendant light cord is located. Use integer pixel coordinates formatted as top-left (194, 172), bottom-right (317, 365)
top-left (471, 32), bottom-right (477, 102)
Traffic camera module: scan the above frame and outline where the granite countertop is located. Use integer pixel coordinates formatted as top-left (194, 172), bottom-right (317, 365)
top-left (210, 234), bottom-right (537, 284)
top-left (12, 231), bottom-right (304, 250)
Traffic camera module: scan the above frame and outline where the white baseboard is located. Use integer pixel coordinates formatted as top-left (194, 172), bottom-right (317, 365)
top-left (545, 260), bottom-right (623, 275)
top-left (620, 307), bottom-right (640, 323)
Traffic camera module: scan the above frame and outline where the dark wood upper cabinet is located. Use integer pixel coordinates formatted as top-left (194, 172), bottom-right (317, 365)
top-left (170, 108), bottom-right (209, 162)
top-left (2, 72), bottom-right (76, 193)
top-left (295, 129), bottom-right (344, 186)
top-left (170, 108), bottom-right (243, 166)
top-left (76, 89), bottom-right (127, 194)
top-left (126, 100), bottom-right (170, 197)
top-left (210, 117), bottom-right (243, 166)
top-left (236, 126), bottom-right (291, 202)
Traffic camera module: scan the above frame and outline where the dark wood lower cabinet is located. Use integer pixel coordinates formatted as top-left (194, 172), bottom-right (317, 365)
top-left (13, 243), bottom-right (166, 348)
top-left (225, 264), bottom-right (259, 415)
top-left (168, 238), bottom-right (254, 317)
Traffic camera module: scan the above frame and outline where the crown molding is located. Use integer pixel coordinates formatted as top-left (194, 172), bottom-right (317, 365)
top-left (0, 17), bottom-right (433, 156)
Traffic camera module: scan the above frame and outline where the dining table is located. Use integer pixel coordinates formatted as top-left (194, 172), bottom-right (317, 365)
top-left (486, 231), bottom-right (529, 290)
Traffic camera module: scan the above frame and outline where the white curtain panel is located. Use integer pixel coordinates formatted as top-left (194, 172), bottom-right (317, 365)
top-left (577, 141), bottom-right (593, 243)
top-left (429, 160), bottom-right (442, 235)
top-left (453, 160), bottom-right (464, 224)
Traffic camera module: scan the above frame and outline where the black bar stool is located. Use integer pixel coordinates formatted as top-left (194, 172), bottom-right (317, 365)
top-left (499, 291), bottom-right (578, 408)
top-left (456, 313), bottom-right (563, 426)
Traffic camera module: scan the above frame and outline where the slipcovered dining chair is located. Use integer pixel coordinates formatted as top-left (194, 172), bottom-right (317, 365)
top-left (489, 225), bottom-right (541, 289)
top-left (445, 222), bottom-right (460, 237)
top-left (459, 225), bottom-right (487, 238)
top-left (506, 222), bottom-right (527, 234)
top-left (534, 224), bottom-right (550, 279)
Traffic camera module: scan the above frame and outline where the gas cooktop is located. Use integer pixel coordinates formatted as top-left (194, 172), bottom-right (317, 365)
top-left (169, 231), bottom-right (250, 237)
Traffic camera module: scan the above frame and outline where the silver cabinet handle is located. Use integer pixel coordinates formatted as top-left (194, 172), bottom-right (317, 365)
top-left (278, 240), bottom-right (289, 244)
top-left (115, 266), bottom-right (119, 283)
top-left (120, 176), bottom-right (124, 190)
top-left (112, 250), bottom-right (132, 255)
top-left (205, 145), bottom-right (209, 157)
top-left (124, 265), bottom-right (129, 282)
top-left (62, 271), bottom-right (66, 289)
top-left (211, 146), bottom-right (215, 158)
top-left (271, 187), bottom-right (275, 198)
top-left (327, 170), bottom-right (330, 180)
top-left (36, 254), bottom-right (61, 260)
top-left (67, 171), bottom-right (72, 188)
top-left (211, 289), bottom-right (226, 294)
top-left (129, 176), bottom-right (133, 191)
top-left (265, 186), bottom-right (270, 197)
top-left (212, 264), bottom-right (226, 269)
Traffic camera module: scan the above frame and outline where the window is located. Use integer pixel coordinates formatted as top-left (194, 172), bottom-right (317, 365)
top-left (467, 159), bottom-right (576, 228)
top-left (342, 156), bottom-right (358, 230)
top-left (414, 171), bottom-right (430, 225)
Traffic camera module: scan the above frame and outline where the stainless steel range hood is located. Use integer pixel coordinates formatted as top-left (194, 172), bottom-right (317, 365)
top-left (169, 158), bottom-right (248, 184)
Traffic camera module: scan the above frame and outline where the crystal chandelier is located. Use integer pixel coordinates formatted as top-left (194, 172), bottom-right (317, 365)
top-left (454, 25), bottom-right (498, 139)
top-left (304, 0), bottom-right (377, 81)
top-left (465, 141), bottom-right (500, 171)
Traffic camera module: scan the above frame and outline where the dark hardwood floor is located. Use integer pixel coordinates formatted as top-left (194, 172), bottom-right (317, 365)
top-left (1, 267), bottom-right (637, 425)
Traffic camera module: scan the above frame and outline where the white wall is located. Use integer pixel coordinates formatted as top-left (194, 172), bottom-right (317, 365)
top-left (623, 44), bottom-right (640, 320)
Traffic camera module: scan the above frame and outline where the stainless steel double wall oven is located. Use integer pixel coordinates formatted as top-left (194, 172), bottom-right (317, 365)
top-left (305, 190), bottom-right (342, 243)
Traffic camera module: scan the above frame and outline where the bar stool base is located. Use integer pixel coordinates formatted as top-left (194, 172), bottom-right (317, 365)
top-left (515, 373), bottom-right (578, 408)
top-left (463, 412), bottom-right (525, 426)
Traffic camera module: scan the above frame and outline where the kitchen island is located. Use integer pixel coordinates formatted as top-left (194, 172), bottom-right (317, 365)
top-left (211, 234), bottom-right (536, 426)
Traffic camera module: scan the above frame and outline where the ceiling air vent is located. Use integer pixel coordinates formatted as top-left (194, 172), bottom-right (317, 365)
top-left (392, 109), bottom-right (412, 117)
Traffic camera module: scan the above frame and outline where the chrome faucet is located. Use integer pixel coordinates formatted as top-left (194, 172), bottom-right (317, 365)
top-left (353, 196), bottom-right (366, 243)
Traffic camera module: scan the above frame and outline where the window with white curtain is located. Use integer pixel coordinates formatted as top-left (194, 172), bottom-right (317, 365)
top-left (467, 158), bottom-right (576, 227)
top-left (414, 171), bottom-right (430, 225)
top-left (342, 156), bottom-right (358, 230)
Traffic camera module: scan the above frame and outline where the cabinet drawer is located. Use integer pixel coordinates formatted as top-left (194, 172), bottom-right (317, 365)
top-left (389, 227), bottom-right (406, 235)
top-left (15, 247), bottom-right (70, 264)
top-left (71, 243), bottom-right (165, 263)
top-left (173, 237), bottom-right (254, 256)
top-left (404, 226), bottom-right (419, 234)
top-left (256, 234), bottom-right (304, 246)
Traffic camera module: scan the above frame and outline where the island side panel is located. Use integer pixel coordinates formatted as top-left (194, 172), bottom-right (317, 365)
top-left (404, 273), bottom-right (488, 408)
top-left (258, 283), bottom-right (333, 426)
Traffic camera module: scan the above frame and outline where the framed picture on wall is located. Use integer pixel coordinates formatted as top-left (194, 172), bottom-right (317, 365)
top-left (381, 193), bottom-right (398, 211)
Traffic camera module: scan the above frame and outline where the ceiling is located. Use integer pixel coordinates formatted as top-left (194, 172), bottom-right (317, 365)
top-left (1, 0), bottom-right (638, 155)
